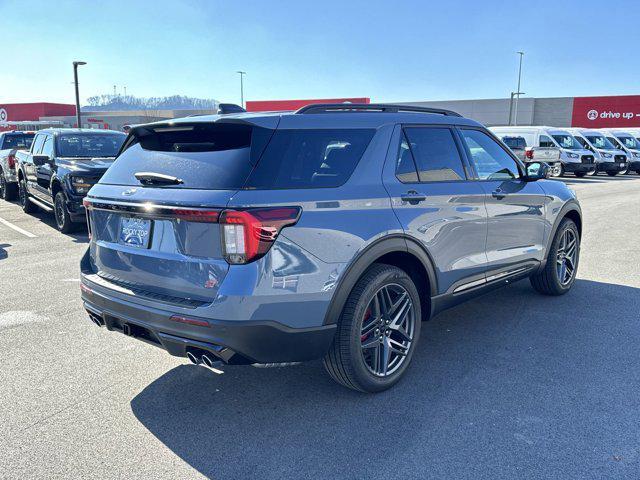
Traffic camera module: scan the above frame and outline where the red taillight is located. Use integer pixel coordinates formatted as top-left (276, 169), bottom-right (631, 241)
top-left (525, 149), bottom-right (534, 160)
top-left (220, 207), bottom-right (301, 264)
top-left (7, 154), bottom-right (15, 169)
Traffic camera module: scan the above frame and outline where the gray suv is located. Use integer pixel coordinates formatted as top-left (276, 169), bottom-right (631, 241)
top-left (80, 104), bottom-right (582, 392)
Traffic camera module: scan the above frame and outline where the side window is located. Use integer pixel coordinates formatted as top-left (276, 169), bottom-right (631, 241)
top-left (460, 129), bottom-right (520, 180)
top-left (41, 135), bottom-right (54, 158)
top-left (575, 136), bottom-right (588, 148)
top-left (395, 132), bottom-right (419, 183)
top-left (31, 134), bottom-right (46, 154)
top-left (539, 135), bottom-right (555, 148)
top-left (403, 127), bottom-right (466, 182)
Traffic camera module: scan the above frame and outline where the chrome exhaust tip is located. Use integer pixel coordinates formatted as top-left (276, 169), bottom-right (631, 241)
top-left (186, 351), bottom-right (200, 365)
top-left (201, 354), bottom-right (215, 368)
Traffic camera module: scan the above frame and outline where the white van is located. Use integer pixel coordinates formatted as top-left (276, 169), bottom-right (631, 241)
top-left (566, 128), bottom-right (629, 176)
top-left (600, 129), bottom-right (640, 175)
top-left (489, 126), bottom-right (596, 177)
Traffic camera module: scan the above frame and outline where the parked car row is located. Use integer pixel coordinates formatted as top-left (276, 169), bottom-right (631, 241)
top-left (489, 126), bottom-right (640, 177)
top-left (1, 128), bottom-right (126, 232)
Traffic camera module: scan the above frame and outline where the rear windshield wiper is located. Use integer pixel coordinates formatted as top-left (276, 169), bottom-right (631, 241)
top-left (134, 172), bottom-right (184, 186)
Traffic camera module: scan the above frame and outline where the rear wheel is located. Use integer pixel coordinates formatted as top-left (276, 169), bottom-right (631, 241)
top-left (607, 171), bottom-right (618, 177)
top-left (586, 169), bottom-right (596, 176)
top-left (574, 172), bottom-right (586, 178)
top-left (323, 264), bottom-right (422, 393)
top-left (18, 177), bottom-right (37, 213)
top-left (54, 192), bottom-right (76, 233)
top-left (530, 218), bottom-right (580, 296)
top-left (0, 172), bottom-right (16, 200)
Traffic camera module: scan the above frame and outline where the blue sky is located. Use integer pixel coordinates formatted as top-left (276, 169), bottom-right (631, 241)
top-left (1, 0), bottom-right (639, 106)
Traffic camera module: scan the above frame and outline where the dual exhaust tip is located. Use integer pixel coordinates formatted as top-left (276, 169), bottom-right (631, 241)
top-left (187, 350), bottom-right (218, 369)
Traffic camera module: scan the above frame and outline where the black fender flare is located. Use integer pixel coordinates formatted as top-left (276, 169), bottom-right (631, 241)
top-left (549, 200), bottom-right (582, 243)
top-left (322, 234), bottom-right (438, 325)
top-left (540, 200), bottom-right (582, 269)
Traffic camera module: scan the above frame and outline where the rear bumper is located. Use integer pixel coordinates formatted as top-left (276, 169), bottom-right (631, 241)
top-left (563, 162), bottom-right (596, 173)
top-left (2, 170), bottom-right (17, 183)
top-left (80, 275), bottom-right (337, 364)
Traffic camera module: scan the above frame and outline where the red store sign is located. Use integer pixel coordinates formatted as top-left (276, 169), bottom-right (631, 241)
top-left (572, 95), bottom-right (640, 128)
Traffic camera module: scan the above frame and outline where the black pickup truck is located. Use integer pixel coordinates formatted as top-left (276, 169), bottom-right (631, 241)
top-left (15, 129), bottom-right (126, 232)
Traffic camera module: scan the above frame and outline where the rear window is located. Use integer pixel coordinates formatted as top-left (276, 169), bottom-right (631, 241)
top-left (1, 133), bottom-right (34, 150)
top-left (57, 133), bottom-right (125, 158)
top-left (501, 136), bottom-right (526, 149)
top-left (244, 129), bottom-right (374, 189)
top-left (100, 123), bottom-right (272, 190)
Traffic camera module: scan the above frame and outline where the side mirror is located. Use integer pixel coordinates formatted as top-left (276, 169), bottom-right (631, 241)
top-left (32, 155), bottom-right (50, 167)
top-left (525, 161), bottom-right (549, 180)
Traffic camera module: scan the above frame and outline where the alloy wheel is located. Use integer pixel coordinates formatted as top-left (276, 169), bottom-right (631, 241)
top-left (55, 196), bottom-right (66, 229)
top-left (359, 283), bottom-right (415, 377)
top-left (556, 228), bottom-right (578, 286)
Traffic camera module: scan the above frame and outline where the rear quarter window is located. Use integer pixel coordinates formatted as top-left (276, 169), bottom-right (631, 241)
top-left (244, 129), bottom-right (375, 189)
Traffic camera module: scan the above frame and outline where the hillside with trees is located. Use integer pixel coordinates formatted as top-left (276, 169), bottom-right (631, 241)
top-left (83, 94), bottom-right (218, 111)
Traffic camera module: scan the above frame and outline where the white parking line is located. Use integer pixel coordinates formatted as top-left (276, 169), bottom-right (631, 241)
top-left (0, 216), bottom-right (37, 238)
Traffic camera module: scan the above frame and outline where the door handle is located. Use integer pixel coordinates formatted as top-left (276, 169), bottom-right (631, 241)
top-left (400, 190), bottom-right (427, 204)
top-left (491, 189), bottom-right (507, 200)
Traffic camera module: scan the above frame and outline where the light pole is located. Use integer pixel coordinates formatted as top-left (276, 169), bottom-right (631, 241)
top-left (73, 61), bottom-right (87, 128)
top-left (513, 51), bottom-right (524, 126)
top-left (236, 71), bottom-right (246, 108)
top-left (508, 91), bottom-right (526, 125)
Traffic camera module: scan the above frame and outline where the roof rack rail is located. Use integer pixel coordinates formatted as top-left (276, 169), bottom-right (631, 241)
top-left (295, 103), bottom-right (462, 117)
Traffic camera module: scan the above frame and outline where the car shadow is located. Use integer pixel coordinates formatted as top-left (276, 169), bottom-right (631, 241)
top-left (0, 243), bottom-right (9, 260)
top-left (32, 210), bottom-right (89, 243)
top-left (130, 278), bottom-right (640, 479)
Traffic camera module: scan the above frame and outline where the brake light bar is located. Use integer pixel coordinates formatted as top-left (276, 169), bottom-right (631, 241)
top-left (82, 198), bottom-right (301, 264)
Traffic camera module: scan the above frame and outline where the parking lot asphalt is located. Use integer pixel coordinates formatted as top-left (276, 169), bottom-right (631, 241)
top-left (0, 176), bottom-right (639, 480)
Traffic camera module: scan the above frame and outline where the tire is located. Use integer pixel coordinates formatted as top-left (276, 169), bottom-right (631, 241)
top-left (54, 191), bottom-right (76, 233)
top-left (574, 172), bottom-right (586, 178)
top-left (0, 171), bottom-right (16, 201)
top-left (586, 169), bottom-right (596, 176)
top-left (530, 218), bottom-right (580, 296)
top-left (607, 171), bottom-right (618, 177)
top-left (18, 177), bottom-right (37, 213)
top-left (323, 263), bottom-right (422, 393)
top-left (636, 170), bottom-right (640, 175)
top-left (549, 164), bottom-right (562, 177)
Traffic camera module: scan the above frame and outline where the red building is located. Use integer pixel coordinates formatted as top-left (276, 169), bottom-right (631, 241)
top-left (245, 97), bottom-right (370, 112)
top-left (0, 102), bottom-right (76, 123)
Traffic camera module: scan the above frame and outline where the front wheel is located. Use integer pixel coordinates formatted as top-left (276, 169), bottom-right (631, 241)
top-left (54, 192), bottom-right (76, 233)
top-left (323, 264), bottom-right (422, 392)
top-left (530, 218), bottom-right (580, 295)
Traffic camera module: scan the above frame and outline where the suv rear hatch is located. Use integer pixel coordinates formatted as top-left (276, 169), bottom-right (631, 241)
top-left (83, 118), bottom-right (278, 305)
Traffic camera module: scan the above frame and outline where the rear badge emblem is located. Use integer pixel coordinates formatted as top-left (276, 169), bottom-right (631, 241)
top-left (123, 188), bottom-right (137, 196)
